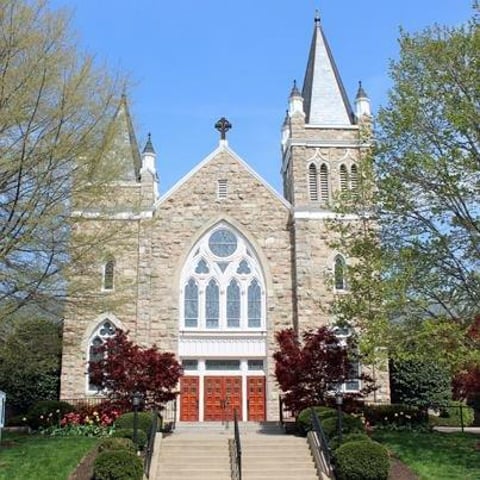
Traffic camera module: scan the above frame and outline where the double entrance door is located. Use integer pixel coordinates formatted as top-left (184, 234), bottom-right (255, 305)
top-left (180, 376), bottom-right (265, 422)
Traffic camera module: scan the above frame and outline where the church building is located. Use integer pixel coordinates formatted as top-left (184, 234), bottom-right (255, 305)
top-left (60, 15), bottom-right (390, 422)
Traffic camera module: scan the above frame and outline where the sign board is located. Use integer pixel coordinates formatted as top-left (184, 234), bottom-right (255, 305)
top-left (0, 390), bottom-right (5, 428)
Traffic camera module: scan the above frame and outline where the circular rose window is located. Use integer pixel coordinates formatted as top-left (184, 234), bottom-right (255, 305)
top-left (208, 229), bottom-right (237, 257)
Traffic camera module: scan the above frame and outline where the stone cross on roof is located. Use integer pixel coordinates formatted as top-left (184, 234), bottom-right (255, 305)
top-left (215, 117), bottom-right (232, 140)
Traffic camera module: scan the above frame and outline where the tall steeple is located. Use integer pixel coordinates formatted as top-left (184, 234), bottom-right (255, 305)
top-left (301, 12), bottom-right (354, 125)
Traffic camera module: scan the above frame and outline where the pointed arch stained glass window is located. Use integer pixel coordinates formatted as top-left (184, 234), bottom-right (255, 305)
top-left (334, 255), bottom-right (347, 290)
top-left (309, 163), bottom-right (318, 201)
top-left (184, 279), bottom-right (199, 327)
top-left (103, 259), bottom-right (114, 290)
top-left (340, 164), bottom-right (348, 192)
top-left (206, 279), bottom-right (219, 328)
top-left (88, 319), bottom-right (117, 391)
top-left (227, 279), bottom-right (241, 327)
top-left (248, 279), bottom-right (262, 328)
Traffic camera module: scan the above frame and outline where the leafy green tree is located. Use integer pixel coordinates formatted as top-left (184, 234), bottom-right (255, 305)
top-left (376, 10), bottom-right (480, 322)
top-left (0, 316), bottom-right (62, 413)
top-left (0, 0), bottom-right (128, 318)
top-left (390, 359), bottom-right (452, 408)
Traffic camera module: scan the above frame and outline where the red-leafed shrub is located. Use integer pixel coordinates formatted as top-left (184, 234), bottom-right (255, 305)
top-left (88, 331), bottom-right (183, 411)
top-left (273, 327), bottom-right (375, 414)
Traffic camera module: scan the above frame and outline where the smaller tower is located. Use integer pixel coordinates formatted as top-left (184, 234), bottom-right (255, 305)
top-left (354, 81), bottom-right (371, 120)
top-left (141, 133), bottom-right (159, 201)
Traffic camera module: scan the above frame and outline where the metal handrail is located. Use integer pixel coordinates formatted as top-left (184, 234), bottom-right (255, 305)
top-left (233, 409), bottom-right (242, 480)
top-left (310, 407), bottom-right (334, 476)
top-left (143, 410), bottom-right (159, 478)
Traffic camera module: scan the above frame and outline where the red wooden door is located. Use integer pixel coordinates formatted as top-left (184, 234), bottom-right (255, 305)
top-left (224, 376), bottom-right (242, 422)
top-left (180, 376), bottom-right (199, 421)
top-left (204, 376), bottom-right (242, 421)
top-left (204, 377), bottom-right (225, 421)
top-left (247, 376), bottom-right (266, 421)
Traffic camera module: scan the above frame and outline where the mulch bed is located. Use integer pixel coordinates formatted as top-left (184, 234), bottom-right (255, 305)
top-left (389, 456), bottom-right (419, 480)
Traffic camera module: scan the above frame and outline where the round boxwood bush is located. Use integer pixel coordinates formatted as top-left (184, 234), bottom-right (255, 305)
top-left (98, 437), bottom-right (136, 454)
top-left (321, 414), bottom-right (364, 440)
top-left (297, 406), bottom-right (338, 434)
top-left (112, 428), bottom-right (148, 450)
top-left (27, 400), bottom-right (75, 430)
top-left (329, 432), bottom-right (372, 451)
top-left (93, 450), bottom-right (143, 480)
top-left (115, 411), bottom-right (153, 434)
top-left (335, 440), bottom-right (389, 480)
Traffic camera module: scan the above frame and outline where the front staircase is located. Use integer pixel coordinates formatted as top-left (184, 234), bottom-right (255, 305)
top-left (150, 422), bottom-right (319, 480)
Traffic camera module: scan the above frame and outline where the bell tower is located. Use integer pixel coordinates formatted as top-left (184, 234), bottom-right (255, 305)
top-left (283, 13), bottom-right (372, 331)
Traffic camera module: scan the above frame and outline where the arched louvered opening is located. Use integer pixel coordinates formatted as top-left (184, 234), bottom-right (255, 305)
top-left (340, 164), bottom-right (348, 192)
top-left (319, 164), bottom-right (329, 203)
top-left (334, 255), bottom-right (347, 291)
top-left (308, 163), bottom-right (318, 201)
top-left (350, 164), bottom-right (358, 194)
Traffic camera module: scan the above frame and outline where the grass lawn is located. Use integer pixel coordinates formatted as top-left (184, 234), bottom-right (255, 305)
top-left (0, 431), bottom-right (98, 480)
top-left (373, 430), bottom-right (480, 480)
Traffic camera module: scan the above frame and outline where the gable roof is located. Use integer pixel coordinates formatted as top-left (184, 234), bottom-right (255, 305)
top-left (155, 141), bottom-right (291, 210)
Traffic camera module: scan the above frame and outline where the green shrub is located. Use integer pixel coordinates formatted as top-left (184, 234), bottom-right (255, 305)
top-left (27, 400), bottom-right (75, 430)
top-left (5, 414), bottom-right (28, 427)
top-left (335, 440), bottom-right (389, 480)
top-left (431, 402), bottom-right (474, 427)
top-left (112, 428), bottom-right (148, 450)
top-left (297, 406), bottom-right (337, 433)
top-left (363, 403), bottom-right (426, 428)
top-left (115, 411), bottom-right (153, 434)
top-left (98, 437), bottom-right (136, 454)
top-left (322, 414), bottom-right (364, 440)
top-left (329, 432), bottom-right (372, 450)
top-left (93, 450), bottom-right (143, 480)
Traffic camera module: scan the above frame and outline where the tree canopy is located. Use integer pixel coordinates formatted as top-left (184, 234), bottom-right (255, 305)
top-left (0, 0), bottom-right (128, 318)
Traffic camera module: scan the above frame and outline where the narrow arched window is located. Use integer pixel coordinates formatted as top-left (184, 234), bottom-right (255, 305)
top-left (248, 279), bottom-right (262, 328)
top-left (227, 279), bottom-right (241, 327)
top-left (184, 279), bottom-right (199, 327)
top-left (103, 259), bottom-right (115, 290)
top-left (334, 255), bottom-right (347, 290)
top-left (308, 164), bottom-right (318, 201)
top-left (340, 165), bottom-right (348, 192)
top-left (87, 320), bottom-right (116, 391)
top-left (205, 279), bottom-right (219, 328)
top-left (350, 164), bottom-right (358, 194)
top-left (320, 164), bottom-right (329, 203)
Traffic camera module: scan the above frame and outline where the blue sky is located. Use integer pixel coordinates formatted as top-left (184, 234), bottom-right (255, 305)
top-left (54, 0), bottom-right (474, 194)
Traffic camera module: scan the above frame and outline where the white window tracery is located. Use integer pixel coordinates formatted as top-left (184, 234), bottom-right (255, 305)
top-left (180, 224), bottom-right (265, 331)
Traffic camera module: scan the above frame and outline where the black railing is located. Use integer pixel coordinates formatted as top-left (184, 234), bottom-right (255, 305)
top-left (144, 410), bottom-right (159, 478)
top-left (233, 409), bottom-right (242, 480)
top-left (310, 407), bottom-right (334, 477)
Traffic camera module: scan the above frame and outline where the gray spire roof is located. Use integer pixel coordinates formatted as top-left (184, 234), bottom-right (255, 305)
top-left (301, 16), bottom-right (354, 125)
top-left (143, 132), bottom-right (156, 154)
top-left (356, 81), bottom-right (368, 99)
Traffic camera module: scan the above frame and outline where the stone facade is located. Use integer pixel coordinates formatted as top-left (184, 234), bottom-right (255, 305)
top-left (60, 17), bottom-right (390, 418)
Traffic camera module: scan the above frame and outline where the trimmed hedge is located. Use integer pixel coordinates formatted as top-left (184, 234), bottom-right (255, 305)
top-left (93, 450), bottom-right (143, 480)
top-left (112, 428), bottom-right (148, 450)
top-left (297, 406), bottom-right (338, 433)
top-left (335, 440), bottom-right (389, 480)
top-left (115, 411), bottom-right (153, 434)
top-left (363, 403), bottom-right (426, 427)
top-left (329, 432), bottom-right (372, 451)
top-left (27, 400), bottom-right (75, 430)
top-left (322, 414), bottom-right (364, 440)
top-left (98, 437), bottom-right (136, 454)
